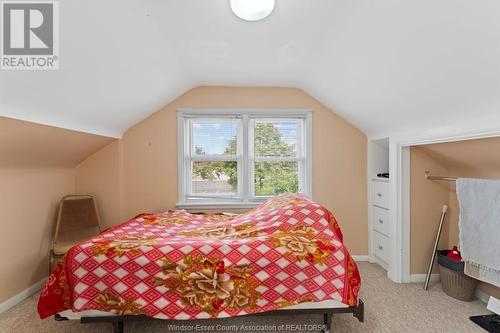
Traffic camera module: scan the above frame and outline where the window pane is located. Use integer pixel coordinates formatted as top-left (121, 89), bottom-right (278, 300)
top-left (254, 121), bottom-right (298, 158)
top-left (192, 161), bottom-right (238, 195)
top-left (192, 120), bottom-right (237, 156)
top-left (254, 161), bottom-right (299, 196)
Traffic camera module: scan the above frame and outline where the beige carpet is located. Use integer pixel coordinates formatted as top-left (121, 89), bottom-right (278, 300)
top-left (0, 262), bottom-right (489, 332)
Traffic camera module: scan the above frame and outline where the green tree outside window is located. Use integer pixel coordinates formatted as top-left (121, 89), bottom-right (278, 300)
top-left (193, 123), bottom-right (299, 196)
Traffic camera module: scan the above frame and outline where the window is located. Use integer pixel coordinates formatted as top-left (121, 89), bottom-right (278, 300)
top-left (178, 109), bottom-right (312, 208)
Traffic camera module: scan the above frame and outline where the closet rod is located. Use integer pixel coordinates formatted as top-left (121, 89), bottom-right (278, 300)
top-left (424, 171), bottom-right (457, 182)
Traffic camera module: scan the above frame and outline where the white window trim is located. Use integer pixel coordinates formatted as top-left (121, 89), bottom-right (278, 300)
top-left (177, 108), bottom-right (313, 210)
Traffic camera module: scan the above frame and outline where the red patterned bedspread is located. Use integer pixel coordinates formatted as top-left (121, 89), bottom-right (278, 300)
top-left (38, 194), bottom-right (360, 320)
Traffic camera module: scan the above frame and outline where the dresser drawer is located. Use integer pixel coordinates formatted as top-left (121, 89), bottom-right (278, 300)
top-left (373, 230), bottom-right (390, 263)
top-left (372, 205), bottom-right (389, 236)
top-left (372, 181), bottom-right (389, 209)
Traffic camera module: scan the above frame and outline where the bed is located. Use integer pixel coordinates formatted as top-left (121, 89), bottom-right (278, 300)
top-left (38, 194), bottom-right (363, 332)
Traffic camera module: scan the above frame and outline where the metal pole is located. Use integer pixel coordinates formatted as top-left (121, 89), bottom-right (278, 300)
top-left (424, 204), bottom-right (448, 290)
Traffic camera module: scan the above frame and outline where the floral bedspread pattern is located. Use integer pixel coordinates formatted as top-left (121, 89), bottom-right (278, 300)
top-left (38, 194), bottom-right (360, 320)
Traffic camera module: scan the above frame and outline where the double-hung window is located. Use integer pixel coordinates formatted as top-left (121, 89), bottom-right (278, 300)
top-left (178, 109), bottom-right (312, 208)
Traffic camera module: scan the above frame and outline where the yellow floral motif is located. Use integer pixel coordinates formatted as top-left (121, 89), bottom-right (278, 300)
top-left (232, 223), bottom-right (267, 238)
top-left (203, 213), bottom-right (239, 222)
top-left (183, 223), bottom-right (266, 239)
top-left (272, 225), bottom-right (336, 265)
top-left (227, 280), bottom-right (252, 309)
top-left (153, 256), bottom-right (260, 317)
top-left (276, 295), bottom-right (315, 308)
top-left (91, 234), bottom-right (157, 257)
top-left (261, 193), bottom-right (308, 211)
top-left (191, 268), bottom-right (234, 298)
top-left (228, 264), bottom-right (253, 276)
top-left (186, 225), bottom-right (236, 238)
top-left (96, 292), bottom-right (143, 315)
top-left (143, 212), bottom-right (187, 226)
top-left (346, 254), bottom-right (361, 306)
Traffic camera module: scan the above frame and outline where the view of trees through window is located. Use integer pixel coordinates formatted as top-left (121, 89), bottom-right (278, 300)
top-left (193, 122), bottom-right (299, 196)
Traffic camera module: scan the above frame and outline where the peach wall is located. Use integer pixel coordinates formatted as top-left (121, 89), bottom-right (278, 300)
top-left (410, 147), bottom-right (451, 274)
top-left (411, 139), bottom-right (500, 299)
top-left (75, 141), bottom-right (123, 228)
top-left (123, 87), bottom-right (368, 254)
top-left (77, 86), bottom-right (368, 255)
top-left (0, 117), bottom-right (114, 304)
top-left (0, 167), bottom-right (75, 302)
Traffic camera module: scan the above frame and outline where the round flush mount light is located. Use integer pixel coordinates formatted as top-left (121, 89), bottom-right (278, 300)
top-left (230, 0), bottom-right (275, 22)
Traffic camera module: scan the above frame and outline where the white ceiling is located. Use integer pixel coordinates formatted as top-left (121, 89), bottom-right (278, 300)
top-left (1, 0), bottom-right (499, 139)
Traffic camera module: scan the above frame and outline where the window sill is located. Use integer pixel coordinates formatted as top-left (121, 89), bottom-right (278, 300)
top-left (176, 201), bottom-right (261, 211)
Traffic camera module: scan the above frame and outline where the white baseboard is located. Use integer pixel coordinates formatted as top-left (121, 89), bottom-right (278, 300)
top-left (0, 278), bottom-right (47, 314)
top-left (475, 288), bottom-right (490, 304)
top-left (487, 296), bottom-right (500, 315)
top-left (352, 255), bottom-right (371, 262)
top-left (409, 273), bottom-right (441, 283)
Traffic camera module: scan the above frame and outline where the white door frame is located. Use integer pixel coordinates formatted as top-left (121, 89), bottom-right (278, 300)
top-left (389, 129), bottom-right (500, 283)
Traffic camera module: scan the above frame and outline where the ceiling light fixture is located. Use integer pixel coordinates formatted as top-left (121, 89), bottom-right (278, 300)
top-left (230, 0), bottom-right (275, 22)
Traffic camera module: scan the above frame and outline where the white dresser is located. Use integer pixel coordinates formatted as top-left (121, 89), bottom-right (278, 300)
top-left (371, 178), bottom-right (391, 270)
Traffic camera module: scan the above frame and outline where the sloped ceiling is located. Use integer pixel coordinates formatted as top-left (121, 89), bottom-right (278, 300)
top-left (1, 0), bottom-right (499, 138)
top-left (0, 117), bottom-right (114, 167)
top-left (416, 136), bottom-right (500, 173)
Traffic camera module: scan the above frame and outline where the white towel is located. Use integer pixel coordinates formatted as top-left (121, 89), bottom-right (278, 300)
top-left (457, 178), bottom-right (500, 287)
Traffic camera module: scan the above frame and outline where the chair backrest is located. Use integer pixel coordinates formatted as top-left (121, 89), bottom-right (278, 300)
top-left (54, 195), bottom-right (101, 242)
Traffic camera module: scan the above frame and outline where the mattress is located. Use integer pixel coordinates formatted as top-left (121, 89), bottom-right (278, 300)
top-left (39, 194), bottom-right (360, 320)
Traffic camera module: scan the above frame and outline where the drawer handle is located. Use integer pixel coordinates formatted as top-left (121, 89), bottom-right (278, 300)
top-left (377, 193), bottom-right (382, 197)
top-left (378, 219), bottom-right (384, 224)
top-left (378, 245), bottom-right (383, 250)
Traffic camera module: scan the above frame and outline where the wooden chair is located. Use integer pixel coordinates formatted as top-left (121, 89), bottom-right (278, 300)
top-left (49, 195), bottom-right (102, 273)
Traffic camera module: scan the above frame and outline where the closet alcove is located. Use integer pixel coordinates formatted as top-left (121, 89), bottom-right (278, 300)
top-left (410, 136), bottom-right (500, 300)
